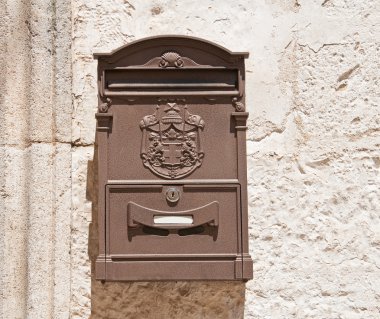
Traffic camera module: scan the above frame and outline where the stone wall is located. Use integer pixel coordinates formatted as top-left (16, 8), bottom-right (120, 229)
top-left (1, 0), bottom-right (379, 318)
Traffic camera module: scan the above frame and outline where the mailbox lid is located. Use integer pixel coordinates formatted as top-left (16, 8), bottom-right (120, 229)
top-left (94, 36), bottom-right (248, 98)
top-left (106, 183), bottom-right (242, 256)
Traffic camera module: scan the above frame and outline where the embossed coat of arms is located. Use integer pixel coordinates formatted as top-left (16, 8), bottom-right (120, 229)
top-left (140, 100), bottom-right (205, 179)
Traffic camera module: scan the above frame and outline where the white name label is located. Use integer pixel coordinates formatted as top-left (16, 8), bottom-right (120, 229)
top-left (153, 215), bottom-right (193, 224)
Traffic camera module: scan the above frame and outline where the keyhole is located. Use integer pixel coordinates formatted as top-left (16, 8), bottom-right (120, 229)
top-left (166, 187), bottom-right (180, 203)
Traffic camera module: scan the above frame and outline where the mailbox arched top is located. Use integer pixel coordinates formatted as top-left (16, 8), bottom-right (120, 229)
top-left (93, 35), bottom-right (249, 66)
top-left (95, 36), bottom-right (248, 98)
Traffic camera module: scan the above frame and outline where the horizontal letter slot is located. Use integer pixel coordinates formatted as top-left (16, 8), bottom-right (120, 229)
top-left (103, 69), bottom-right (239, 96)
top-left (127, 201), bottom-right (219, 230)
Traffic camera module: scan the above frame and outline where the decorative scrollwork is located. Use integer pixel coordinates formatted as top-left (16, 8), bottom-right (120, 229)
top-left (99, 98), bottom-right (112, 113)
top-left (159, 51), bottom-right (184, 68)
top-left (232, 97), bottom-right (245, 112)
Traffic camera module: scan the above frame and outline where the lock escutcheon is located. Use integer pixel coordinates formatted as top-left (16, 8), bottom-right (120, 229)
top-left (166, 187), bottom-right (180, 203)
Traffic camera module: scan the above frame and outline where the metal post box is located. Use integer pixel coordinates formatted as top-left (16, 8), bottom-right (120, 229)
top-left (94, 36), bottom-right (253, 281)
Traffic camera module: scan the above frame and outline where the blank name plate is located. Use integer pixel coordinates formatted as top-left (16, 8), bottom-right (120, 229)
top-left (154, 215), bottom-right (193, 224)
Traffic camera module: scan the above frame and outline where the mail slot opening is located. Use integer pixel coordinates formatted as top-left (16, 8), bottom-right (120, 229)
top-left (154, 215), bottom-right (193, 224)
top-left (103, 69), bottom-right (240, 95)
top-left (142, 226), bottom-right (169, 236)
top-left (178, 226), bottom-right (205, 236)
top-left (140, 225), bottom-right (210, 237)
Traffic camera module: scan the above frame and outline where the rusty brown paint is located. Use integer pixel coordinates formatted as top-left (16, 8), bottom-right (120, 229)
top-left (94, 35), bottom-right (252, 281)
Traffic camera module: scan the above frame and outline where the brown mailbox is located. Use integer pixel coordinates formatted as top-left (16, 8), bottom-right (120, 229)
top-left (94, 36), bottom-right (253, 281)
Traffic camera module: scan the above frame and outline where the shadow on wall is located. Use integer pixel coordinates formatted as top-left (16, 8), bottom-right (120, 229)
top-left (87, 147), bottom-right (246, 319)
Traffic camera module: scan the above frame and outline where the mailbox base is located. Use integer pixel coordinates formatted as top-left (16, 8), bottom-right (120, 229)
top-left (95, 255), bottom-right (253, 281)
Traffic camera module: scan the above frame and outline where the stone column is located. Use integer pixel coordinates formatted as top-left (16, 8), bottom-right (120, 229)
top-left (0, 1), bottom-right (72, 318)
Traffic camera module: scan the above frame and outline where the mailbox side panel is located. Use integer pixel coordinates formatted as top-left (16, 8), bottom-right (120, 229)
top-left (94, 114), bottom-right (113, 280)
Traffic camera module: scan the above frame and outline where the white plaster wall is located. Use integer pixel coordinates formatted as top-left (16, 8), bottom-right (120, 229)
top-left (1, 0), bottom-right (379, 318)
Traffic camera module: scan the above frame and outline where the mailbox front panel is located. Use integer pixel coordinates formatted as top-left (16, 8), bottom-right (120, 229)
top-left (107, 184), bottom-right (240, 255)
top-left (95, 36), bottom-right (253, 281)
top-left (108, 99), bottom-right (238, 180)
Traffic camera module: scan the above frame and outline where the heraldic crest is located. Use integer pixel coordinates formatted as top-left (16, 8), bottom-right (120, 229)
top-left (139, 99), bottom-right (205, 179)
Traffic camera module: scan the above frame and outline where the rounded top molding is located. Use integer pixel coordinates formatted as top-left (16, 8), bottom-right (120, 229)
top-left (93, 35), bottom-right (249, 61)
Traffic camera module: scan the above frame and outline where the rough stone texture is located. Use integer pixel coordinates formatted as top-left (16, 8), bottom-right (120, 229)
top-left (1, 0), bottom-right (380, 318)
top-left (0, 0), bottom-right (72, 318)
